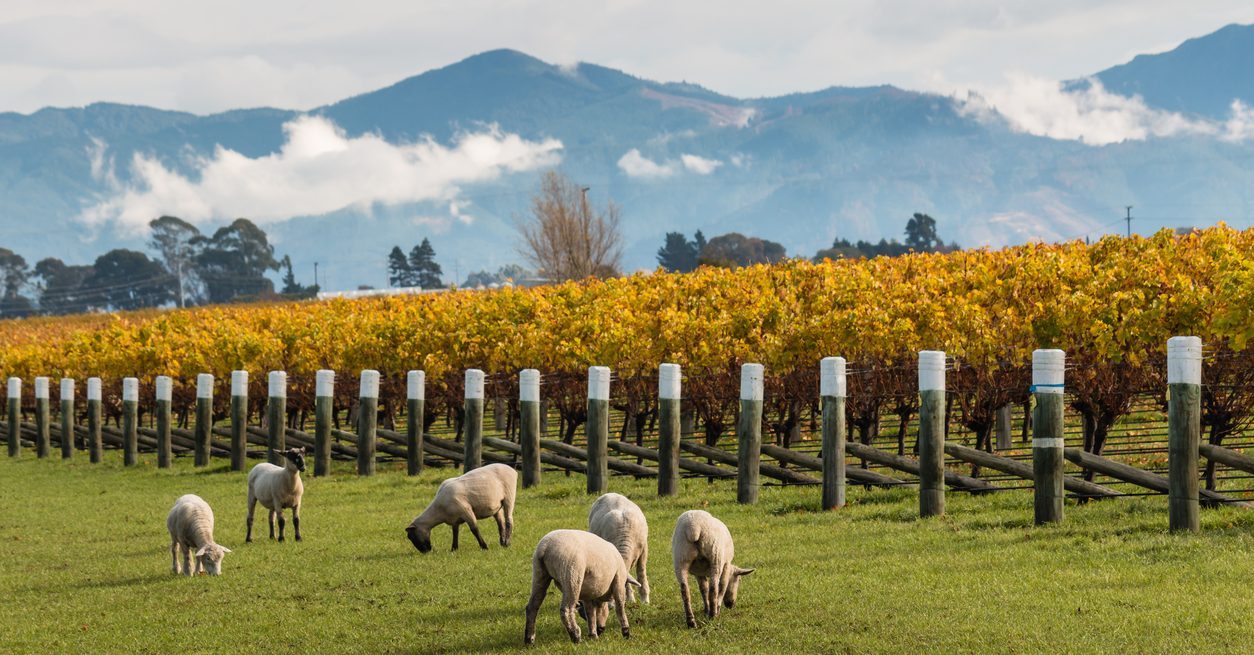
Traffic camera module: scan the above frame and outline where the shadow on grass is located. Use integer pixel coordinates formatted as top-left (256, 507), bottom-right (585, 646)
top-left (60, 571), bottom-right (172, 591)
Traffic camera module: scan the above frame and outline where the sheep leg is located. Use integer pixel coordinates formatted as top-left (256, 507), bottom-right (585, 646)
top-left (698, 577), bottom-right (713, 618)
top-left (451, 522), bottom-right (460, 551)
top-left (523, 563), bottom-right (551, 645)
top-left (612, 582), bottom-right (631, 639)
top-left (170, 541), bottom-right (179, 575)
top-left (493, 509), bottom-right (508, 547)
top-left (246, 494), bottom-right (257, 543)
top-left (502, 498), bottom-right (514, 546)
top-left (277, 509), bottom-right (287, 542)
top-left (291, 504), bottom-right (301, 542)
top-left (184, 547), bottom-right (194, 577)
top-left (268, 509), bottom-right (276, 540)
top-left (707, 576), bottom-right (721, 619)
top-left (636, 552), bottom-right (650, 604)
top-left (676, 567), bottom-right (697, 628)
top-left (464, 515), bottom-right (489, 550)
top-left (559, 577), bottom-right (583, 643)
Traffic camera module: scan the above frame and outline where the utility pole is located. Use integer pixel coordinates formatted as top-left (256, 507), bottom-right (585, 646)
top-left (1125, 206), bottom-right (1133, 238)
top-left (314, 262), bottom-right (319, 288)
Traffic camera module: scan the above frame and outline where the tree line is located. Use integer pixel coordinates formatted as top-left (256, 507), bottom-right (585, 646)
top-left (0, 216), bottom-right (316, 318)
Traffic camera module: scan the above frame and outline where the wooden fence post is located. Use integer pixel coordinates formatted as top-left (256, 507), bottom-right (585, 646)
top-left (59, 378), bottom-right (74, 459)
top-left (195, 374), bottom-right (213, 467)
top-left (267, 371), bottom-right (286, 465)
top-left (6, 377), bottom-right (18, 458)
top-left (122, 377), bottom-right (138, 467)
top-left (821, 357), bottom-right (847, 510)
top-left (519, 369), bottom-right (541, 488)
top-left (86, 378), bottom-right (102, 463)
top-left (918, 351), bottom-right (945, 517)
top-left (586, 366), bottom-right (611, 494)
top-left (658, 363), bottom-right (681, 497)
top-left (1032, 349), bottom-right (1065, 525)
top-left (463, 369), bottom-right (485, 472)
top-left (34, 377), bottom-right (49, 459)
top-left (406, 370), bottom-right (425, 477)
top-left (995, 405), bottom-right (1012, 451)
top-left (1168, 336), bottom-right (1202, 533)
top-left (156, 375), bottom-right (173, 469)
top-left (357, 370), bottom-right (379, 476)
top-left (315, 369), bottom-right (334, 477)
top-left (230, 371), bottom-right (248, 472)
top-left (737, 363), bottom-right (764, 505)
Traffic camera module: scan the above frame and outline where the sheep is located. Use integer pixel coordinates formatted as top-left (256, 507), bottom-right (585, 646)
top-left (524, 529), bottom-right (641, 644)
top-left (587, 492), bottom-right (650, 603)
top-left (671, 509), bottom-right (755, 628)
top-left (246, 447), bottom-right (305, 543)
top-left (405, 463), bottom-right (516, 553)
top-left (166, 494), bottom-right (231, 576)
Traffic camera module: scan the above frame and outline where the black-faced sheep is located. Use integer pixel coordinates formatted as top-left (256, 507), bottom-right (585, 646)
top-left (246, 447), bottom-right (305, 542)
top-left (405, 463), bottom-right (516, 553)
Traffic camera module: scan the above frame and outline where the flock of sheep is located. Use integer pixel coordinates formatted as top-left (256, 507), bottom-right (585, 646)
top-left (165, 453), bottom-right (754, 645)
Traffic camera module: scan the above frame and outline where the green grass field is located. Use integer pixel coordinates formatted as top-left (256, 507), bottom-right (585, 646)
top-left (1, 454), bottom-right (1252, 654)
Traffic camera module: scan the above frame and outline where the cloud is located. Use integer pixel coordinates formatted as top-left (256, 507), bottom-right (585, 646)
top-left (78, 115), bottom-right (562, 232)
top-left (1223, 100), bottom-right (1254, 142)
top-left (617, 148), bottom-right (676, 178)
top-left (680, 153), bottom-right (722, 175)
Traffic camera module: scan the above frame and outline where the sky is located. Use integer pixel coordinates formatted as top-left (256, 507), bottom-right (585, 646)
top-left (2, 1), bottom-right (1254, 115)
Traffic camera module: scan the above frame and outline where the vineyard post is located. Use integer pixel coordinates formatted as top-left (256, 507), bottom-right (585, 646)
top-left (1167, 336), bottom-right (1202, 533)
top-left (519, 369), bottom-right (541, 488)
top-left (406, 370), bottom-right (425, 477)
top-left (59, 378), bottom-right (74, 459)
top-left (122, 377), bottom-right (138, 467)
top-left (86, 378), bottom-right (102, 463)
top-left (34, 377), bottom-right (49, 458)
top-left (820, 357), bottom-right (847, 510)
top-left (657, 363), bottom-right (681, 497)
top-left (315, 370), bottom-right (334, 477)
top-left (586, 366), bottom-right (611, 494)
top-left (155, 375), bottom-right (173, 469)
top-left (1032, 349), bottom-right (1065, 525)
top-left (5, 378), bottom-right (18, 457)
top-left (918, 351), bottom-right (945, 518)
top-left (357, 370), bottom-right (379, 476)
top-left (463, 369), bottom-right (485, 472)
top-left (995, 405), bottom-right (1012, 451)
top-left (195, 374), bottom-right (213, 467)
top-left (737, 363), bottom-right (764, 505)
top-left (230, 371), bottom-right (248, 472)
top-left (266, 371), bottom-right (286, 465)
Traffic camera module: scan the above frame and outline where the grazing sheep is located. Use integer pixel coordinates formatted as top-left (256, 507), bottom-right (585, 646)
top-left (246, 447), bottom-right (305, 543)
top-left (406, 463), bottom-right (516, 553)
top-left (167, 494), bottom-right (231, 576)
top-left (588, 492), bottom-right (650, 603)
top-left (524, 529), bottom-right (641, 644)
top-left (671, 510), bottom-right (755, 628)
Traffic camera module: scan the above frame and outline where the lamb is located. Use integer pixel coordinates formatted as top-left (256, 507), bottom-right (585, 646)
top-left (166, 494), bottom-right (231, 576)
top-left (671, 509), bottom-right (755, 628)
top-left (246, 447), bottom-right (305, 542)
top-left (524, 529), bottom-right (641, 644)
top-left (405, 463), bottom-right (516, 553)
top-left (587, 492), bottom-right (650, 603)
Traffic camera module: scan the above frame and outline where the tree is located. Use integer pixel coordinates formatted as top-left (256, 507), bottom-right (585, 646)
top-left (81, 249), bottom-right (174, 311)
top-left (195, 218), bottom-right (280, 304)
top-left (32, 258), bottom-right (94, 315)
top-left (698, 233), bottom-right (787, 268)
top-left (656, 232), bottom-right (700, 272)
top-left (463, 264), bottom-right (534, 288)
top-left (0, 248), bottom-right (33, 318)
top-left (148, 215), bottom-right (203, 307)
top-left (408, 238), bottom-right (444, 289)
top-left (905, 213), bottom-right (941, 252)
top-left (387, 246), bottom-right (417, 287)
top-left (279, 256), bottom-right (319, 299)
top-left (516, 171), bottom-right (623, 281)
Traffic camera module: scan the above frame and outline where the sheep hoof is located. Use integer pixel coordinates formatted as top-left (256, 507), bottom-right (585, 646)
top-left (622, 629), bottom-right (631, 639)
top-left (686, 619), bottom-right (697, 628)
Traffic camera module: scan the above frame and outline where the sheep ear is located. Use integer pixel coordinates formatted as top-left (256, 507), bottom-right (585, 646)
top-left (625, 575), bottom-right (642, 588)
top-left (734, 567), bottom-right (755, 577)
top-left (220, 546), bottom-right (232, 554)
top-left (195, 546), bottom-right (208, 557)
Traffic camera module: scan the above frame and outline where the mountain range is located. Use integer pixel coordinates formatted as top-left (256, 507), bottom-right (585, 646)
top-left (2, 23), bottom-right (1253, 289)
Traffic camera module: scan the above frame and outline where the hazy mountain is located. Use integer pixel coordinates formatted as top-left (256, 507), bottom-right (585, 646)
top-left (0, 25), bottom-right (1252, 290)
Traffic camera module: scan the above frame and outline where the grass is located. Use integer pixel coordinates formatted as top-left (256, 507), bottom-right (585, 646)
top-left (1, 453), bottom-right (1252, 654)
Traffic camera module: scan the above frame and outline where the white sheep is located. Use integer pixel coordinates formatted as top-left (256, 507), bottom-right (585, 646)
top-left (246, 447), bottom-right (306, 542)
top-left (405, 463), bottom-right (516, 553)
top-left (588, 492), bottom-right (650, 603)
top-left (524, 529), bottom-right (641, 644)
top-left (671, 509), bottom-right (754, 627)
top-left (167, 494), bottom-right (231, 576)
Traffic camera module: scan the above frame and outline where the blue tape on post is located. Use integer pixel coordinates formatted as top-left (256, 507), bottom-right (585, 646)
top-left (1029, 383), bottom-right (1065, 393)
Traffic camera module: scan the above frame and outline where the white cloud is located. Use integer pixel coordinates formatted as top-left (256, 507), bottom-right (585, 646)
top-left (78, 115), bottom-right (562, 232)
top-left (1223, 100), bottom-right (1254, 142)
top-left (680, 153), bottom-right (722, 174)
top-left (617, 148), bottom-right (676, 178)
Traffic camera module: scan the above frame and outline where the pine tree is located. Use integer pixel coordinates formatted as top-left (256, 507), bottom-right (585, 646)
top-left (656, 232), bottom-right (699, 272)
top-left (387, 246), bottom-right (415, 287)
top-left (408, 238), bottom-right (444, 289)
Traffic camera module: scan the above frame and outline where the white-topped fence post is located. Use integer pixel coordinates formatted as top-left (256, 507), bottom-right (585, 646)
top-left (737, 363), bottom-right (764, 504)
top-left (406, 370), bottom-right (425, 476)
top-left (34, 377), bottom-right (50, 458)
top-left (821, 357), bottom-right (847, 510)
top-left (230, 371), bottom-right (248, 471)
top-left (6, 378), bottom-right (19, 458)
top-left (586, 366), bottom-right (611, 494)
top-left (315, 370), bottom-right (334, 477)
top-left (59, 379), bottom-right (75, 459)
top-left (86, 378), bottom-right (102, 463)
top-left (918, 351), bottom-right (945, 517)
top-left (463, 369), bottom-right (485, 472)
top-left (357, 370), bottom-right (379, 476)
top-left (155, 375), bottom-right (173, 468)
top-left (267, 371), bottom-right (286, 465)
top-left (1168, 336), bottom-right (1202, 533)
top-left (1032, 349), bottom-right (1066, 524)
top-left (519, 369), bottom-right (541, 488)
top-left (122, 377), bottom-right (139, 466)
top-left (195, 374), bottom-right (213, 467)
top-left (658, 363), bottom-right (682, 497)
